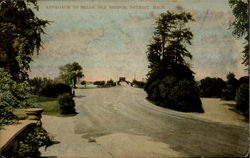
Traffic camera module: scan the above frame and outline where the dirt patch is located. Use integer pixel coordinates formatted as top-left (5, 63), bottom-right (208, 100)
top-left (187, 98), bottom-right (248, 127)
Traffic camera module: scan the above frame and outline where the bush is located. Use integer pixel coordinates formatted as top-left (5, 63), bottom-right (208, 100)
top-left (170, 79), bottom-right (203, 112)
top-left (235, 83), bottom-right (249, 118)
top-left (145, 79), bottom-right (161, 101)
top-left (93, 81), bottom-right (105, 87)
top-left (29, 77), bottom-right (72, 97)
top-left (0, 68), bottom-right (35, 126)
top-left (14, 127), bottom-right (52, 158)
top-left (145, 76), bottom-right (204, 113)
top-left (57, 93), bottom-right (76, 114)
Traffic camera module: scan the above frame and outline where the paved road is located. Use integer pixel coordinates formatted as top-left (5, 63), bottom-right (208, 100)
top-left (41, 86), bottom-right (248, 157)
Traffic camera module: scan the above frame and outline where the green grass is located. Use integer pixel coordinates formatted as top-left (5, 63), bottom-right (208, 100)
top-left (32, 95), bottom-right (57, 102)
top-left (33, 96), bottom-right (76, 117)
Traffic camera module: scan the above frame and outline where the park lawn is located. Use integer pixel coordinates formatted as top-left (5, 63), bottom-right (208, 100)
top-left (33, 96), bottom-right (60, 116)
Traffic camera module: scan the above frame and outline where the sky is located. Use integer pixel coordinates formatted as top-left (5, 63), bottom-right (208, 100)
top-left (29, 0), bottom-right (248, 81)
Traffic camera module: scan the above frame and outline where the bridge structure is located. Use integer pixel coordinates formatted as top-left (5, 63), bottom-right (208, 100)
top-left (117, 77), bottom-right (132, 86)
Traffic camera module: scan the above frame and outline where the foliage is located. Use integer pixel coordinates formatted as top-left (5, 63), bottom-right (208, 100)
top-left (222, 72), bottom-right (239, 100)
top-left (40, 82), bottom-right (72, 98)
top-left (28, 77), bottom-right (72, 98)
top-left (58, 93), bottom-right (76, 114)
top-left (14, 127), bottom-right (52, 158)
top-left (170, 79), bottom-right (203, 112)
top-left (235, 83), bottom-right (249, 118)
top-left (81, 80), bottom-right (86, 85)
top-left (238, 76), bottom-right (249, 85)
top-left (145, 76), bottom-right (203, 112)
top-left (228, 0), bottom-right (249, 66)
top-left (58, 62), bottom-right (84, 88)
top-left (199, 77), bottom-right (226, 98)
top-left (93, 80), bottom-right (116, 88)
top-left (28, 77), bottom-right (43, 94)
top-left (94, 80), bottom-right (105, 87)
top-left (106, 79), bottom-right (116, 87)
top-left (0, 68), bottom-right (35, 126)
top-left (145, 11), bottom-right (203, 112)
top-left (146, 11), bottom-right (195, 82)
top-left (132, 79), bottom-right (145, 88)
top-left (0, 0), bottom-right (49, 81)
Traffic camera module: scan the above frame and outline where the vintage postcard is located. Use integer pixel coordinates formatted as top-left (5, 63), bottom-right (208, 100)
top-left (0, 0), bottom-right (248, 157)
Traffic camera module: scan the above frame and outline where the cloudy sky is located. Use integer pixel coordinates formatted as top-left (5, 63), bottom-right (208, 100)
top-left (29, 0), bottom-right (247, 81)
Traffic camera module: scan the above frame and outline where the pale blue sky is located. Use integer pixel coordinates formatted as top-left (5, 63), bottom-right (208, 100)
top-left (30, 0), bottom-right (247, 81)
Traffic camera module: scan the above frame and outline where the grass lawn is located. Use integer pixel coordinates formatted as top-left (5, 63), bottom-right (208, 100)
top-left (33, 96), bottom-right (76, 117)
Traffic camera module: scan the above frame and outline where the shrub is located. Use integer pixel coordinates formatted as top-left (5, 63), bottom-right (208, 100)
top-left (145, 76), bottom-right (204, 113)
top-left (0, 68), bottom-right (35, 126)
top-left (158, 76), bottom-right (177, 107)
top-left (93, 81), bottom-right (105, 87)
top-left (14, 127), bottom-right (52, 158)
top-left (235, 83), bottom-right (249, 118)
top-left (145, 79), bottom-right (161, 101)
top-left (29, 77), bottom-right (72, 97)
top-left (170, 79), bottom-right (203, 112)
top-left (57, 93), bottom-right (76, 114)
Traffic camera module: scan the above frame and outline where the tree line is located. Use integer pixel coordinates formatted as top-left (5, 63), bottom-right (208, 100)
top-left (199, 73), bottom-right (249, 117)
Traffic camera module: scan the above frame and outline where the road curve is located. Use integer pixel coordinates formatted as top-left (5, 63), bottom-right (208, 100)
top-left (41, 86), bottom-right (248, 157)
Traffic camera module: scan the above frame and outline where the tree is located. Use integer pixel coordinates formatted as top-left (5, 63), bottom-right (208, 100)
top-left (81, 80), bottom-right (87, 88)
top-left (228, 0), bottom-right (249, 66)
top-left (235, 83), bottom-right (249, 118)
top-left (106, 79), bottom-right (116, 87)
top-left (238, 76), bottom-right (249, 85)
top-left (222, 72), bottom-right (239, 100)
top-left (58, 62), bottom-right (84, 88)
top-left (145, 11), bottom-right (203, 112)
top-left (199, 77), bottom-right (226, 98)
top-left (93, 81), bottom-right (105, 87)
top-left (0, 0), bottom-right (49, 81)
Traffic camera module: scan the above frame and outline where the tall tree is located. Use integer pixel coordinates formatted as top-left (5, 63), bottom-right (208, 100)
top-left (0, 0), bottom-right (48, 81)
top-left (59, 62), bottom-right (84, 88)
top-left (228, 0), bottom-right (249, 66)
top-left (222, 72), bottom-right (239, 100)
top-left (147, 11), bottom-right (194, 82)
top-left (145, 11), bottom-right (203, 113)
